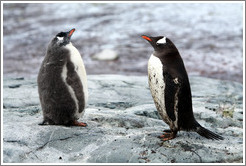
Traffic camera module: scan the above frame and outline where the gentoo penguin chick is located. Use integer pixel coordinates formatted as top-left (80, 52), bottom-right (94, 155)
top-left (142, 35), bottom-right (223, 141)
top-left (38, 28), bottom-right (88, 126)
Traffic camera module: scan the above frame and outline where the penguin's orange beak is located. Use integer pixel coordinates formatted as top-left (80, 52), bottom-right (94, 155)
top-left (68, 28), bottom-right (75, 37)
top-left (142, 35), bottom-right (152, 41)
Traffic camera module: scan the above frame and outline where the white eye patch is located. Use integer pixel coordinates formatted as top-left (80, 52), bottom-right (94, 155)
top-left (57, 36), bottom-right (64, 41)
top-left (156, 37), bottom-right (166, 45)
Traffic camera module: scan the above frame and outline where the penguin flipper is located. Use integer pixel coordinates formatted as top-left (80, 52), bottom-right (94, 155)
top-left (164, 74), bottom-right (180, 121)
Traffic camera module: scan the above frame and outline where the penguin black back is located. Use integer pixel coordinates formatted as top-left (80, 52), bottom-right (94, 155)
top-left (142, 35), bottom-right (223, 141)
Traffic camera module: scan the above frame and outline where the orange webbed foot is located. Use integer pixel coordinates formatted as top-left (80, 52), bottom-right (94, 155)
top-left (158, 130), bottom-right (177, 141)
top-left (72, 120), bottom-right (87, 127)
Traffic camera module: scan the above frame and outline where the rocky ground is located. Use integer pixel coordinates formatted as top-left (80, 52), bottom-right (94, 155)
top-left (2, 75), bottom-right (243, 163)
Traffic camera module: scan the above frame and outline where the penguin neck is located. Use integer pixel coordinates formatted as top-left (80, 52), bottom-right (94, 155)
top-left (64, 42), bottom-right (73, 48)
top-left (64, 42), bottom-right (80, 54)
top-left (153, 50), bottom-right (187, 79)
top-left (153, 49), bottom-right (181, 64)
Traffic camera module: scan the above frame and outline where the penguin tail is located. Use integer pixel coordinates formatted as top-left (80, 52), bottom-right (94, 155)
top-left (194, 122), bottom-right (224, 140)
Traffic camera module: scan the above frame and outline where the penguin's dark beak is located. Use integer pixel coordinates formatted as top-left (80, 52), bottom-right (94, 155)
top-left (142, 35), bottom-right (152, 42)
top-left (68, 28), bottom-right (75, 37)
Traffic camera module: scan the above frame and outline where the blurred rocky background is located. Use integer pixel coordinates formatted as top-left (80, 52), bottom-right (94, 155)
top-left (3, 3), bottom-right (243, 83)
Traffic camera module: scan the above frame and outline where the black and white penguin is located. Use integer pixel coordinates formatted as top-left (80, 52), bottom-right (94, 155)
top-left (38, 28), bottom-right (88, 126)
top-left (142, 35), bottom-right (223, 141)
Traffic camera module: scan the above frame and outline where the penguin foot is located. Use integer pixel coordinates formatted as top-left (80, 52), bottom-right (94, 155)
top-left (72, 120), bottom-right (87, 127)
top-left (162, 129), bottom-right (172, 133)
top-left (39, 119), bottom-right (55, 125)
top-left (159, 131), bottom-right (177, 141)
top-left (38, 121), bottom-right (48, 125)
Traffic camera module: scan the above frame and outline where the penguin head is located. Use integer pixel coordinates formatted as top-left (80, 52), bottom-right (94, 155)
top-left (142, 35), bottom-right (177, 53)
top-left (51, 28), bottom-right (76, 47)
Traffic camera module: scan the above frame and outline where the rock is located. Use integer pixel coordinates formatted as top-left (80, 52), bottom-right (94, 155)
top-left (2, 75), bottom-right (243, 163)
top-left (8, 84), bottom-right (21, 88)
top-left (92, 49), bottom-right (118, 61)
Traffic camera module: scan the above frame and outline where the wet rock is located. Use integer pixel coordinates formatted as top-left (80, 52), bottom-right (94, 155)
top-left (2, 75), bottom-right (243, 163)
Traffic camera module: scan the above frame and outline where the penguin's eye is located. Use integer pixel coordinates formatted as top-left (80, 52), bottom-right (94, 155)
top-left (156, 37), bottom-right (167, 45)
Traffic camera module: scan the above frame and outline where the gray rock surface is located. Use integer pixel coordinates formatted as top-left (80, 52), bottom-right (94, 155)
top-left (2, 75), bottom-right (243, 163)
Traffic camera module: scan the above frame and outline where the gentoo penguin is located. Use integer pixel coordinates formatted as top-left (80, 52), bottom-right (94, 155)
top-left (37, 28), bottom-right (88, 126)
top-left (142, 35), bottom-right (223, 141)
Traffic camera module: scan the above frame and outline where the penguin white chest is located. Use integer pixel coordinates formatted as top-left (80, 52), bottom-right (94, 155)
top-left (148, 54), bottom-right (172, 126)
top-left (66, 43), bottom-right (88, 103)
top-left (62, 43), bottom-right (88, 118)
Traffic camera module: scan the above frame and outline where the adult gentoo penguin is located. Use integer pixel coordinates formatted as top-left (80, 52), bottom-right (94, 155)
top-left (142, 35), bottom-right (223, 141)
top-left (38, 28), bottom-right (88, 126)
